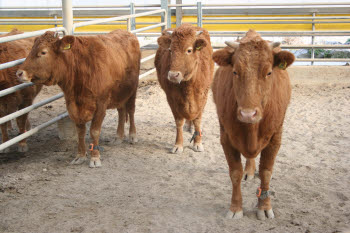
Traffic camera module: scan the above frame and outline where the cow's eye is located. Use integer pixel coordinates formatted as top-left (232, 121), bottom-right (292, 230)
top-left (187, 49), bottom-right (192, 53)
top-left (233, 71), bottom-right (238, 76)
top-left (267, 72), bottom-right (272, 76)
top-left (41, 51), bottom-right (47, 55)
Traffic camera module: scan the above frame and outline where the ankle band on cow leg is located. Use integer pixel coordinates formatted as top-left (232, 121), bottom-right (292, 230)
top-left (190, 130), bottom-right (202, 143)
top-left (256, 187), bottom-right (272, 200)
top-left (89, 143), bottom-right (104, 152)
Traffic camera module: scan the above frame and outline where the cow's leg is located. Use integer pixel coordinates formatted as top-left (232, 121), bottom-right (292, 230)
top-left (256, 129), bottom-right (282, 220)
top-left (71, 123), bottom-right (87, 165)
top-left (88, 109), bottom-right (106, 168)
top-left (115, 107), bottom-right (126, 144)
top-left (126, 93), bottom-right (137, 144)
top-left (184, 120), bottom-right (193, 133)
top-left (0, 119), bottom-right (10, 153)
top-left (171, 118), bottom-right (185, 153)
top-left (192, 115), bottom-right (204, 152)
top-left (243, 158), bottom-right (256, 181)
top-left (221, 128), bottom-right (243, 219)
top-left (16, 113), bottom-right (29, 152)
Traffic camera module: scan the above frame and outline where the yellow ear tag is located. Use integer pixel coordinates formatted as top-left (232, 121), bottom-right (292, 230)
top-left (196, 46), bottom-right (202, 51)
top-left (63, 44), bottom-right (71, 50)
top-left (278, 61), bottom-right (287, 70)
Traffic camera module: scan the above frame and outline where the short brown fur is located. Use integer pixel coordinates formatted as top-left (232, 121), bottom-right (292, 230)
top-left (212, 30), bottom-right (295, 219)
top-left (0, 29), bottom-right (42, 153)
top-left (18, 30), bottom-right (140, 167)
top-left (155, 24), bottom-right (214, 153)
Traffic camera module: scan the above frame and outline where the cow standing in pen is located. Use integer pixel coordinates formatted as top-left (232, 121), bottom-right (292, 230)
top-left (212, 30), bottom-right (295, 220)
top-left (17, 30), bottom-right (140, 168)
top-left (155, 24), bottom-right (214, 153)
top-left (0, 29), bottom-right (42, 153)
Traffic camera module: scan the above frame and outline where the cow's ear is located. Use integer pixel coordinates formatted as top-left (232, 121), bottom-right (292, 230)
top-left (56, 35), bottom-right (75, 52)
top-left (194, 38), bottom-right (207, 51)
top-left (274, 51), bottom-right (295, 70)
top-left (212, 47), bottom-right (235, 66)
top-left (157, 36), bottom-right (171, 49)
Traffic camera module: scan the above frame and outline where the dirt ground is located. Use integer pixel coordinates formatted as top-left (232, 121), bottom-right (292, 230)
top-left (0, 66), bottom-right (350, 232)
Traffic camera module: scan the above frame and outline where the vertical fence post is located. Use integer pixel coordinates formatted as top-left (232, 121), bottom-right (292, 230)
top-left (62, 0), bottom-right (74, 35)
top-left (176, 0), bottom-right (182, 27)
top-left (127, 18), bottom-right (131, 32)
top-left (311, 12), bottom-right (315, 65)
top-left (130, 1), bottom-right (136, 31)
top-left (197, 1), bottom-right (203, 28)
top-left (59, 0), bottom-right (77, 140)
top-left (54, 14), bottom-right (58, 28)
top-left (161, 0), bottom-right (171, 30)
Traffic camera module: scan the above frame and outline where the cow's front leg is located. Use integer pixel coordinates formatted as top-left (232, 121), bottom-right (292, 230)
top-left (257, 130), bottom-right (282, 220)
top-left (221, 129), bottom-right (243, 219)
top-left (115, 107), bottom-right (126, 144)
top-left (243, 158), bottom-right (256, 181)
top-left (192, 115), bottom-right (204, 152)
top-left (89, 109), bottom-right (106, 168)
top-left (16, 113), bottom-right (29, 152)
top-left (0, 121), bottom-right (10, 153)
top-left (171, 118), bottom-right (185, 153)
top-left (71, 123), bottom-right (87, 165)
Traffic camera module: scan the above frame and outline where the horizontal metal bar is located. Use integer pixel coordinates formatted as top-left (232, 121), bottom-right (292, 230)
top-left (0, 93), bottom-right (64, 125)
top-left (0, 18), bottom-right (127, 22)
top-left (203, 16), bottom-right (350, 20)
top-left (139, 68), bottom-right (156, 79)
top-left (0, 58), bottom-right (25, 71)
top-left (0, 27), bottom-right (67, 44)
top-left (296, 58), bottom-right (350, 62)
top-left (203, 21), bottom-right (350, 25)
top-left (141, 54), bottom-right (156, 63)
top-left (131, 22), bottom-right (166, 34)
top-left (169, 2), bottom-right (350, 7)
top-left (73, 9), bottom-right (165, 28)
top-left (283, 45), bottom-right (350, 49)
top-left (0, 83), bottom-right (34, 98)
top-left (139, 39), bottom-right (157, 48)
top-left (0, 112), bottom-right (69, 152)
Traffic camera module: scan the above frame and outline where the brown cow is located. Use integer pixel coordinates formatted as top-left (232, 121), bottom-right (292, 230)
top-left (17, 30), bottom-right (140, 168)
top-left (0, 29), bottom-right (42, 153)
top-left (155, 24), bottom-right (214, 153)
top-left (212, 30), bottom-right (295, 220)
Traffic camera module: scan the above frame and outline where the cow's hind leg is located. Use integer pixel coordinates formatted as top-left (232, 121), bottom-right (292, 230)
top-left (88, 109), bottom-right (107, 168)
top-left (171, 118), bottom-right (185, 153)
top-left (115, 107), bottom-right (126, 144)
top-left (71, 123), bottom-right (87, 165)
top-left (243, 158), bottom-right (256, 181)
top-left (184, 120), bottom-right (193, 133)
top-left (126, 93), bottom-right (137, 144)
top-left (256, 129), bottom-right (282, 220)
top-left (221, 127), bottom-right (243, 219)
top-left (192, 114), bottom-right (204, 152)
top-left (16, 113), bottom-right (29, 152)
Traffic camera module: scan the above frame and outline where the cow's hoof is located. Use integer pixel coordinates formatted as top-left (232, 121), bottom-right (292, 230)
top-left (0, 147), bottom-right (10, 153)
top-left (171, 145), bottom-right (183, 154)
top-left (129, 134), bottom-right (138, 144)
top-left (113, 136), bottom-right (124, 145)
top-left (257, 209), bottom-right (274, 220)
top-left (243, 172), bottom-right (254, 181)
top-left (70, 157), bottom-right (87, 165)
top-left (193, 142), bottom-right (204, 152)
top-left (89, 158), bottom-right (102, 168)
top-left (18, 144), bottom-right (28, 153)
top-left (226, 210), bottom-right (243, 219)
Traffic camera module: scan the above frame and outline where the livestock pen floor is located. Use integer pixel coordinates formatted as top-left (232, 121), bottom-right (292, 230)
top-left (0, 80), bottom-right (349, 233)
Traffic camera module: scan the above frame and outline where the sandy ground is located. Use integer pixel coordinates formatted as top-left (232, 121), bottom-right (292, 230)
top-left (0, 61), bottom-right (350, 232)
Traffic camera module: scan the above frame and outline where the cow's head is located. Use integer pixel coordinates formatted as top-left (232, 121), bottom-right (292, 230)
top-left (16, 31), bottom-right (75, 85)
top-left (157, 25), bottom-right (209, 84)
top-left (212, 30), bottom-right (295, 124)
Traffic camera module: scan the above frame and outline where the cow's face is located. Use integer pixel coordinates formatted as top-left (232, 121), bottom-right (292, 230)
top-left (212, 30), bottom-right (295, 124)
top-left (157, 28), bottom-right (208, 84)
top-left (17, 31), bottom-right (75, 85)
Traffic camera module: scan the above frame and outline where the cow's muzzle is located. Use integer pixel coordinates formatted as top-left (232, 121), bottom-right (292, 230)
top-left (167, 70), bottom-right (184, 84)
top-left (237, 107), bottom-right (262, 124)
top-left (16, 69), bottom-right (31, 83)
